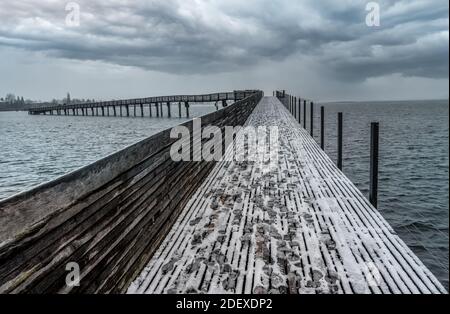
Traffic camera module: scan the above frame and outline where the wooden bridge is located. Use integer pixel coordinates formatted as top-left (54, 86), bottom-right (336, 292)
top-left (28, 90), bottom-right (258, 118)
top-left (0, 90), bottom-right (446, 294)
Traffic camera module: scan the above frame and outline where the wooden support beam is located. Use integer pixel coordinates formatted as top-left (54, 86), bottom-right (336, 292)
top-left (140, 104), bottom-right (144, 117)
top-left (178, 102), bottom-right (182, 118)
top-left (167, 102), bottom-right (171, 118)
top-left (303, 100), bottom-right (306, 129)
top-left (185, 102), bottom-right (190, 118)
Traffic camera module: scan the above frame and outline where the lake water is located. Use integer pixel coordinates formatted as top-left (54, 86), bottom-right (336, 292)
top-left (0, 99), bottom-right (448, 290)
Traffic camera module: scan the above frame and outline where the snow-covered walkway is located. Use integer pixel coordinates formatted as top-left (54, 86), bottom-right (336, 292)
top-left (128, 96), bottom-right (445, 294)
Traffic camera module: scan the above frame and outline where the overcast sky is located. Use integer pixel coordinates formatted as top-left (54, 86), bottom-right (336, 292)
top-left (0, 0), bottom-right (448, 102)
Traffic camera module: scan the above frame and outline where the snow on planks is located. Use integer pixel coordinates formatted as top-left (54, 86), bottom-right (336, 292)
top-left (128, 96), bottom-right (446, 294)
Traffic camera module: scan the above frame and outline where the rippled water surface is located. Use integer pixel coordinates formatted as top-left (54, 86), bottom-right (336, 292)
top-left (0, 105), bottom-right (215, 199)
top-left (0, 100), bottom-right (448, 290)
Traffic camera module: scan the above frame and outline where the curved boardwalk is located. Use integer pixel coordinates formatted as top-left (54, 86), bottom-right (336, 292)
top-left (128, 96), bottom-right (446, 294)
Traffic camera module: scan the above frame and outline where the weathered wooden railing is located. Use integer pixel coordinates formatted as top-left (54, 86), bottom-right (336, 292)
top-left (0, 90), bottom-right (263, 294)
top-left (28, 90), bottom-right (259, 117)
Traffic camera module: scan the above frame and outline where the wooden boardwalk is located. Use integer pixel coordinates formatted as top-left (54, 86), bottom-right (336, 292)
top-left (28, 90), bottom-right (258, 117)
top-left (128, 96), bottom-right (446, 294)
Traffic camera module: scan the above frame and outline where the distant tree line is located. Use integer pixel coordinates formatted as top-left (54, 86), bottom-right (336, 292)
top-left (0, 94), bottom-right (30, 105)
top-left (0, 92), bottom-right (98, 111)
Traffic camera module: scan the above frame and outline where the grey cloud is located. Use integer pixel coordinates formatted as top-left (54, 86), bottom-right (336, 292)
top-left (0, 0), bottom-right (448, 80)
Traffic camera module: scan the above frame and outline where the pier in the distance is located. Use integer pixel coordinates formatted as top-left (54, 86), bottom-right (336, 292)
top-left (27, 91), bottom-right (258, 118)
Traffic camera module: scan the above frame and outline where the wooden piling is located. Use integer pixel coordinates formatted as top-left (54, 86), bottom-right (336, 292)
top-left (303, 100), bottom-right (306, 129)
top-left (369, 122), bottom-right (379, 208)
top-left (167, 102), bottom-right (171, 117)
top-left (337, 112), bottom-right (343, 170)
top-left (185, 102), bottom-right (190, 118)
top-left (320, 106), bottom-right (325, 150)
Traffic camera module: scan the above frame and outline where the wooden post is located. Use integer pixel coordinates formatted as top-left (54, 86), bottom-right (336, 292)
top-left (294, 97), bottom-right (297, 120)
top-left (167, 102), bottom-right (171, 117)
top-left (178, 102), bottom-right (182, 118)
top-left (113, 106), bottom-right (117, 116)
top-left (337, 112), bottom-right (343, 170)
top-left (134, 104), bottom-right (137, 116)
top-left (91, 108), bottom-right (94, 116)
top-left (310, 101), bottom-right (314, 137)
top-left (303, 100), bottom-right (306, 129)
top-left (141, 104), bottom-right (144, 117)
top-left (101, 107), bottom-right (105, 116)
top-left (126, 105), bottom-right (130, 117)
top-left (156, 103), bottom-right (160, 117)
top-left (369, 122), bottom-right (379, 208)
top-left (185, 102), bottom-right (190, 118)
top-left (149, 104), bottom-right (153, 117)
top-left (320, 106), bottom-right (325, 150)
top-left (298, 99), bottom-right (301, 124)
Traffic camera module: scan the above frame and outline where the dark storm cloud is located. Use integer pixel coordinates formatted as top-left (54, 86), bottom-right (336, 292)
top-left (0, 0), bottom-right (448, 80)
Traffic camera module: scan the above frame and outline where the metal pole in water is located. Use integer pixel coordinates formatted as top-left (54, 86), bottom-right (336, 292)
top-left (369, 122), bottom-right (379, 208)
top-left (321, 106), bottom-right (325, 150)
top-left (337, 112), bottom-right (343, 170)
